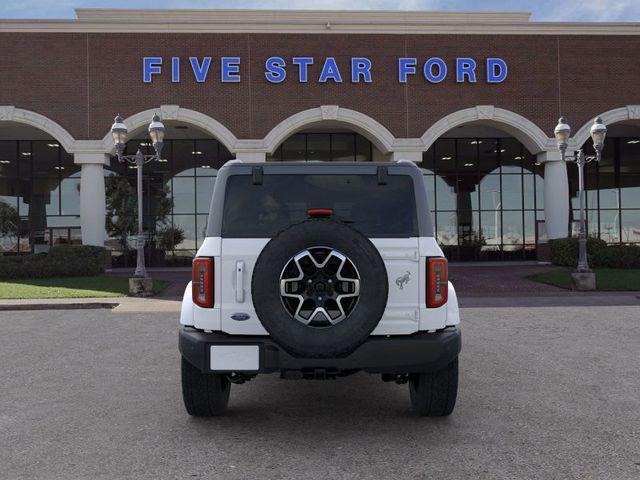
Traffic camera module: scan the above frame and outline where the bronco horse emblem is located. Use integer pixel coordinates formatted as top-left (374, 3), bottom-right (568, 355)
top-left (395, 271), bottom-right (411, 290)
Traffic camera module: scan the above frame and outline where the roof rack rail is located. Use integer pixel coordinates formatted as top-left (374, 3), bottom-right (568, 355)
top-left (394, 159), bottom-right (419, 167)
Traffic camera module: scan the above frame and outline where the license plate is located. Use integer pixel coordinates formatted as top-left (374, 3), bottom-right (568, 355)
top-left (210, 345), bottom-right (259, 371)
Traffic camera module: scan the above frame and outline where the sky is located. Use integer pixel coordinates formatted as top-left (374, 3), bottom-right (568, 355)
top-left (1, 0), bottom-right (640, 22)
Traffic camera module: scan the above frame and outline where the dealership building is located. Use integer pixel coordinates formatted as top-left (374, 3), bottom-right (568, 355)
top-left (1, 9), bottom-right (640, 264)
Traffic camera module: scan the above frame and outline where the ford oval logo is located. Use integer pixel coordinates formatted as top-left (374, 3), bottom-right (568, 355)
top-left (231, 313), bottom-right (250, 321)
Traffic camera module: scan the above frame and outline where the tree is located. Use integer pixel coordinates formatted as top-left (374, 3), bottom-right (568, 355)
top-left (0, 201), bottom-right (21, 250)
top-left (0, 201), bottom-right (20, 236)
top-left (157, 226), bottom-right (185, 252)
top-left (105, 175), bottom-right (172, 252)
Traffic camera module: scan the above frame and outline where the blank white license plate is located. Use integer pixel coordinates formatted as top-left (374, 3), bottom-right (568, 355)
top-left (210, 345), bottom-right (259, 371)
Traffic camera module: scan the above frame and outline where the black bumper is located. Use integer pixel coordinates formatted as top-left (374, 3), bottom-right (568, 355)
top-left (179, 326), bottom-right (461, 375)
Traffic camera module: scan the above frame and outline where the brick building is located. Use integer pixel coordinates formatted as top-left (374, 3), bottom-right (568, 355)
top-left (1, 9), bottom-right (639, 264)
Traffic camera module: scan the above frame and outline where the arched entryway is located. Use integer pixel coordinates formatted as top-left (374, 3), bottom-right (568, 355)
top-left (417, 120), bottom-right (547, 261)
top-left (263, 106), bottom-right (395, 162)
top-left (0, 112), bottom-right (80, 254)
top-left (570, 109), bottom-right (640, 245)
top-left (104, 118), bottom-right (234, 267)
top-left (266, 126), bottom-right (385, 162)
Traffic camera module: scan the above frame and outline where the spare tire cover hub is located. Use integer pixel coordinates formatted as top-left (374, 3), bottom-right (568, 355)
top-left (280, 246), bottom-right (360, 327)
top-left (251, 219), bottom-right (388, 358)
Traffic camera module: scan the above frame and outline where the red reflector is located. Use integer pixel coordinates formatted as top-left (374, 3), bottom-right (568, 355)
top-left (192, 258), bottom-right (214, 308)
top-left (427, 257), bottom-right (448, 308)
top-left (306, 208), bottom-right (334, 217)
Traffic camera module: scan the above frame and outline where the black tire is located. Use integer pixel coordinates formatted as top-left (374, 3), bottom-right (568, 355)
top-left (181, 358), bottom-right (230, 417)
top-left (252, 219), bottom-right (388, 358)
top-left (409, 358), bottom-right (459, 417)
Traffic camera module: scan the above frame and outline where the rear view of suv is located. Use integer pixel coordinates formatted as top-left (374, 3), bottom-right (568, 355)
top-left (179, 161), bottom-right (461, 416)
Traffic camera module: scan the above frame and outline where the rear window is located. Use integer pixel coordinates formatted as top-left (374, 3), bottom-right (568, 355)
top-left (222, 174), bottom-right (417, 238)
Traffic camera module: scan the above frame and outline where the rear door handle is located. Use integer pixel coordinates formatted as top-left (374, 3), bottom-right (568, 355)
top-left (235, 261), bottom-right (245, 302)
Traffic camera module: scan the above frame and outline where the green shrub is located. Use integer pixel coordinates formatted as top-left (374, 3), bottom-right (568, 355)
top-left (550, 237), bottom-right (640, 269)
top-left (549, 237), bottom-right (607, 267)
top-left (0, 245), bottom-right (106, 279)
top-left (593, 245), bottom-right (640, 269)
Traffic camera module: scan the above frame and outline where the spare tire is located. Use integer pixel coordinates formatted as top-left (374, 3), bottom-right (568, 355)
top-left (251, 219), bottom-right (388, 358)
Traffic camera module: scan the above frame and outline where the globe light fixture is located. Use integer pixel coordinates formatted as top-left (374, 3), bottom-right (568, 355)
top-left (554, 117), bottom-right (571, 155)
top-left (148, 113), bottom-right (166, 157)
top-left (110, 115), bottom-right (128, 155)
top-left (109, 112), bottom-right (166, 287)
top-left (552, 115), bottom-right (607, 289)
top-left (590, 116), bottom-right (607, 154)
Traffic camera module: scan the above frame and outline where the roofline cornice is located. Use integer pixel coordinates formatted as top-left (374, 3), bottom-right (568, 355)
top-left (74, 8), bottom-right (533, 24)
top-left (0, 9), bottom-right (639, 35)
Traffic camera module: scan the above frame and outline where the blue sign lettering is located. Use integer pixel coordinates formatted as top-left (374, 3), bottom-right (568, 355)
top-left (141, 56), bottom-right (508, 85)
top-left (265, 56), bottom-right (287, 83)
top-left (487, 58), bottom-right (508, 83)
top-left (398, 58), bottom-right (417, 83)
top-left (190, 57), bottom-right (211, 83)
top-left (351, 58), bottom-right (372, 83)
top-left (171, 57), bottom-right (180, 83)
top-left (424, 57), bottom-right (447, 83)
top-left (221, 57), bottom-right (241, 83)
top-left (319, 57), bottom-right (343, 83)
top-left (292, 57), bottom-right (314, 82)
top-left (143, 57), bottom-right (162, 83)
top-left (456, 58), bottom-right (477, 83)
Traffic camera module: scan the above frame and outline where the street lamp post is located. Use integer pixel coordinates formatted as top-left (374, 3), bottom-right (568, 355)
top-left (553, 116), bottom-right (607, 288)
top-left (110, 114), bottom-right (165, 281)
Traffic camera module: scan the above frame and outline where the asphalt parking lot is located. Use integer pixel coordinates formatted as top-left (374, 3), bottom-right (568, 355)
top-left (1, 306), bottom-right (639, 480)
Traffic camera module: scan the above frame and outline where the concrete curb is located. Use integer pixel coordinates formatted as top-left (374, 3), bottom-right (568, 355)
top-left (459, 294), bottom-right (640, 308)
top-left (0, 295), bottom-right (183, 313)
top-left (0, 302), bottom-right (120, 312)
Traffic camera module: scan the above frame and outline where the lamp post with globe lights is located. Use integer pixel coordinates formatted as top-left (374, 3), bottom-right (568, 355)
top-left (553, 116), bottom-right (607, 289)
top-left (110, 114), bottom-right (165, 293)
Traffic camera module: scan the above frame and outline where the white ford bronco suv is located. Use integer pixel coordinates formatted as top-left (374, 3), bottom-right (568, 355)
top-left (179, 160), bottom-right (460, 417)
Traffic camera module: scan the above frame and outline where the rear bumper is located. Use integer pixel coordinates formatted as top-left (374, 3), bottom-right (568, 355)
top-left (179, 326), bottom-right (461, 375)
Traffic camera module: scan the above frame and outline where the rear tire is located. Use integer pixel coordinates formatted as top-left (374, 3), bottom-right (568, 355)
top-left (409, 358), bottom-right (458, 417)
top-left (181, 358), bottom-right (230, 417)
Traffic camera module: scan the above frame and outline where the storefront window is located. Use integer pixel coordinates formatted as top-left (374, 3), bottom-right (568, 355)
top-left (60, 174), bottom-right (81, 216)
top-left (621, 210), bottom-right (640, 243)
top-left (267, 132), bottom-right (375, 162)
top-left (0, 140), bottom-right (80, 254)
top-left (435, 174), bottom-right (457, 211)
top-left (419, 137), bottom-right (544, 261)
top-left (569, 137), bottom-right (640, 245)
top-left (620, 138), bottom-right (640, 211)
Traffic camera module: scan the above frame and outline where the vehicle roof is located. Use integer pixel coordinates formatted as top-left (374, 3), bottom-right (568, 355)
top-left (219, 160), bottom-right (421, 175)
top-left (223, 161), bottom-right (419, 168)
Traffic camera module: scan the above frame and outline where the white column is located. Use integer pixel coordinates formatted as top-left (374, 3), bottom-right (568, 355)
top-left (235, 151), bottom-right (266, 162)
top-left (538, 151), bottom-right (569, 239)
top-left (75, 152), bottom-right (109, 246)
top-left (391, 151), bottom-right (423, 163)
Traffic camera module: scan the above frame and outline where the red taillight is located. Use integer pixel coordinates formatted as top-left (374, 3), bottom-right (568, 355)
top-left (427, 257), bottom-right (448, 308)
top-left (192, 258), bottom-right (214, 308)
top-left (306, 208), bottom-right (334, 217)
